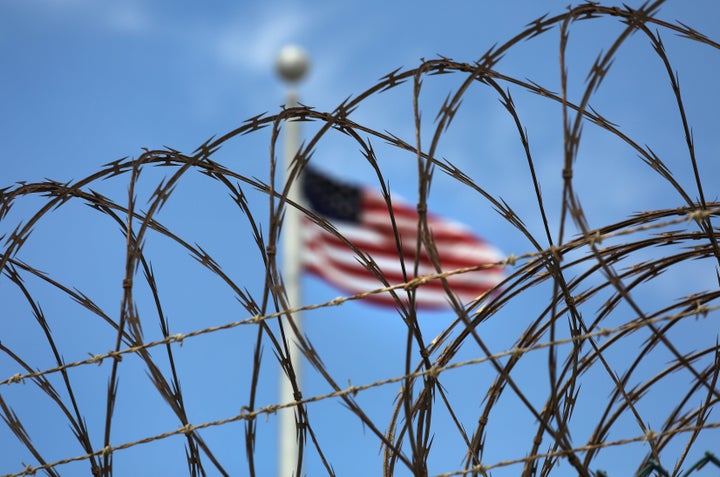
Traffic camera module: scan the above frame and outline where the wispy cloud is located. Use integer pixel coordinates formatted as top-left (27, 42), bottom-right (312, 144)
top-left (103, 3), bottom-right (152, 33)
top-left (215, 6), bottom-right (312, 73)
top-left (9, 0), bottom-right (153, 35)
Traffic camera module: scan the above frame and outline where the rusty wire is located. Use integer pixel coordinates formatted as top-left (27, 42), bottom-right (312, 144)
top-left (1, 1), bottom-right (719, 476)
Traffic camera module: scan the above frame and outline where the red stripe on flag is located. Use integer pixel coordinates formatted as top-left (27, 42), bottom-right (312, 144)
top-left (302, 185), bottom-right (504, 309)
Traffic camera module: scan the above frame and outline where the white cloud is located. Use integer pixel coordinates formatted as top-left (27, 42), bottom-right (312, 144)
top-left (215, 6), bottom-right (311, 73)
top-left (10, 0), bottom-right (153, 35)
top-left (103, 3), bottom-right (152, 33)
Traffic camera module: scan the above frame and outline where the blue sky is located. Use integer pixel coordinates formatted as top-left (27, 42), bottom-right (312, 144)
top-left (1, 1), bottom-right (719, 476)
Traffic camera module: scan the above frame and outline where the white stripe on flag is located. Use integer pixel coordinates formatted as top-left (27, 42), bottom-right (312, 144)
top-left (301, 182), bottom-right (504, 308)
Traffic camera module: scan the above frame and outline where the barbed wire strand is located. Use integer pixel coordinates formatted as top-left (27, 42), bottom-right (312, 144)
top-left (2, 203), bottom-right (717, 388)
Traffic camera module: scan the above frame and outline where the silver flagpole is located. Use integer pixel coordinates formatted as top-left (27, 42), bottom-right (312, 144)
top-left (275, 44), bottom-right (309, 477)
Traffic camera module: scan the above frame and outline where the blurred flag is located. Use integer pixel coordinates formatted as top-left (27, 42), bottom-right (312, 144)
top-left (301, 167), bottom-right (504, 308)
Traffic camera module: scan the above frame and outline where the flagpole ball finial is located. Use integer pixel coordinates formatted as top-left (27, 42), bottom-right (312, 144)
top-left (276, 44), bottom-right (310, 83)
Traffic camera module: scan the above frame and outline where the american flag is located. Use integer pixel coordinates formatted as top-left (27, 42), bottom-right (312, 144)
top-left (301, 167), bottom-right (504, 308)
